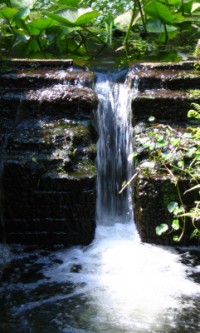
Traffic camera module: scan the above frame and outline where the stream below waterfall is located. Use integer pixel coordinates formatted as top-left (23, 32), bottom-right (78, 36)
top-left (0, 70), bottom-right (200, 333)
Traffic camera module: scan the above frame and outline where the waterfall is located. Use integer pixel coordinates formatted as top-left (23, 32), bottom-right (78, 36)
top-left (1, 68), bottom-right (200, 333)
top-left (95, 70), bottom-right (133, 225)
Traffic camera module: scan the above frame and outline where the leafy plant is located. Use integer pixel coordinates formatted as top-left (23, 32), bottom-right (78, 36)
top-left (1, 0), bottom-right (200, 60)
top-left (122, 110), bottom-right (200, 242)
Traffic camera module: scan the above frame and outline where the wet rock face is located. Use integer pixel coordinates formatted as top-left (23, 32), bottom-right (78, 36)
top-left (131, 61), bottom-right (200, 246)
top-left (134, 176), bottom-right (197, 246)
top-left (0, 60), bottom-right (97, 247)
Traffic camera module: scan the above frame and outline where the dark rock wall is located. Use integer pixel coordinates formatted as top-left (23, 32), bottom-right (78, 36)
top-left (131, 61), bottom-right (200, 245)
top-left (0, 60), bottom-right (98, 247)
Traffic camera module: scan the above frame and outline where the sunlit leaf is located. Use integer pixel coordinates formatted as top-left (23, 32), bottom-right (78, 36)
top-left (10, 0), bottom-right (36, 9)
top-left (45, 8), bottom-right (99, 27)
top-left (192, 2), bottom-right (200, 13)
top-left (0, 7), bottom-right (19, 19)
top-left (140, 160), bottom-right (156, 169)
top-left (148, 116), bottom-right (155, 122)
top-left (156, 223), bottom-right (169, 235)
top-left (167, 201), bottom-right (178, 213)
top-left (171, 219), bottom-right (180, 230)
top-left (188, 109), bottom-right (200, 119)
top-left (58, 0), bottom-right (81, 8)
top-left (191, 102), bottom-right (200, 111)
top-left (144, 0), bottom-right (174, 24)
top-left (28, 18), bottom-right (55, 32)
top-left (170, 138), bottom-right (180, 146)
top-left (166, 0), bottom-right (180, 5)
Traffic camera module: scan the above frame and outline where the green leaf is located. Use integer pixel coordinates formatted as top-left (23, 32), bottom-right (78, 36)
top-left (140, 161), bottom-right (156, 169)
top-left (144, 0), bottom-right (174, 24)
top-left (177, 159), bottom-right (184, 168)
top-left (167, 201), bottom-right (178, 213)
top-left (156, 223), bottom-right (169, 235)
top-left (76, 11), bottom-right (100, 25)
top-left (173, 235), bottom-right (180, 241)
top-left (188, 110), bottom-right (200, 119)
top-left (170, 138), bottom-right (180, 146)
top-left (58, 0), bottom-right (81, 8)
top-left (10, 0), bottom-right (36, 9)
top-left (171, 219), bottom-right (180, 230)
top-left (191, 102), bottom-right (200, 111)
top-left (28, 18), bottom-right (55, 32)
top-left (45, 8), bottom-right (99, 27)
top-left (192, 2), bottom-right (200, 13)
top-left (146, 19), bottom-right (177, 33)
top-left (148, 116), bottom-right (155, 122)
top-left (156, 140), bottom-right (168, 148)
top-left (14, 7), bottom-right (30, 20)
top-left (166, 0), bottom-right (180, 5)
top-left (190, 228), bottom-right (199, 239)
top-left (0, 7), bottom-right (19, 19)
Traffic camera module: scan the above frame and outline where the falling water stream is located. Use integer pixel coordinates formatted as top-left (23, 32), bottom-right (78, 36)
top-left (1, 70), bottom-right (200, 333)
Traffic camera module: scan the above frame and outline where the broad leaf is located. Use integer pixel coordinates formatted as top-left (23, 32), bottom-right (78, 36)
top-left (0, 7), bottom-right (19, 19)
top-left (10, 0), bottom-right (36, 9)
top-left (166, 0), bottom-right (180, 5)
top-left (58, 0), bottom-right (81, 8)
top-left (45, 8), bottom-right (99, 27)
top-left (28, 18), bottom-right (55, 32)
top-left (14, 7), bottom-right (30, 20)
top-left (192, 2), bottom-right (200, 12)
top-left (76, 11), bottom-right (100, 25)
top-left (181, 0), bottom-right (193, 13)
top-left (147, 19), bottom-right (178, 32)
top-left (144, 0), bottom-right (174, 24)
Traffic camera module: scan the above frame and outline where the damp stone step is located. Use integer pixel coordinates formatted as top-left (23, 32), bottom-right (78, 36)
top-left (129, 61), bottom-right (200, 91)
top-left (132, 89), bottom-right (200, 123)
top-left (0, 85), bottom-right (98, 120)
top-left (134, 69), bottom-right (200, 91)
top-left (0, 60), bottom-right (97, 247)
top-left (0, 69), bottom-right (95, 90)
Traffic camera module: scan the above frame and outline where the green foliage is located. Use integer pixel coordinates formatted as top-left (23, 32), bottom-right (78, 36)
top-left (0, 0), bottom-right (200, 60)
top-left (127, 107), bottom-right (200, 242)
top-left (188, 102), bottom-right (200, 120)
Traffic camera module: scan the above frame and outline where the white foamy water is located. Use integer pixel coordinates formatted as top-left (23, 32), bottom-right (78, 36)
top-left (43, 222), bottom-right (200, 333)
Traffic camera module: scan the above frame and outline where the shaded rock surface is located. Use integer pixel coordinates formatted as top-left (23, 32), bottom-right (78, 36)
top-left (131, 61), bottom-right (200, 245)
top-left (0, 59), bottom-right (97, 247)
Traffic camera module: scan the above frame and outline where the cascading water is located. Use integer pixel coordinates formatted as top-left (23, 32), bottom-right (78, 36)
top-left (0, 69), bottom-right (200, 333)
top-left (95, 70), bottom-right (133, 225)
